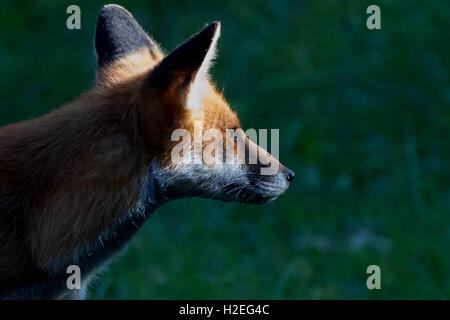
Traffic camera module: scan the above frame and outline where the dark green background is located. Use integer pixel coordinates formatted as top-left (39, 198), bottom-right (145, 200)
top-left (0, 0), bottom-right (449, 299)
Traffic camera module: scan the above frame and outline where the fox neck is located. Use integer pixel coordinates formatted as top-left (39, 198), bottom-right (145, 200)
top-left (4, 88), bottom-right (164, 273)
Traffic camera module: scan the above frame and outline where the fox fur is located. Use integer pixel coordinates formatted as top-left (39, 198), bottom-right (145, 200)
top-left (0, 5), bottom-right (294, 299)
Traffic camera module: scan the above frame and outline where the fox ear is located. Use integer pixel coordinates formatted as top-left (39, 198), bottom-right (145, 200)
top-left (95, 4), bottom-right (159, 68)
top-left (148, 22), bottom-right (221, 111)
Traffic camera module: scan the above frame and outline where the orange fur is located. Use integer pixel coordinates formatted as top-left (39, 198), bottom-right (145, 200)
top-left (0, 17), bottom-right (291, 298)
top-left (0, 30), bottom-right (237, 297)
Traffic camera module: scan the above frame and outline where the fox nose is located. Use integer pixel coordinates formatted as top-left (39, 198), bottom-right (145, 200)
top-left (283, 168), bottom-right (295, 183)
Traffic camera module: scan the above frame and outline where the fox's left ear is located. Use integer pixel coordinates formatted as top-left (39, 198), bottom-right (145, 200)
top-left (148, 22), bottom-right (221, 111)
top-left (95, 4), bottom-right (160, 68)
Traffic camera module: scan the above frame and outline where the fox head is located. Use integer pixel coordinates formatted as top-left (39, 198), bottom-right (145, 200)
top-left (95, 5), bottom-right (294, 205)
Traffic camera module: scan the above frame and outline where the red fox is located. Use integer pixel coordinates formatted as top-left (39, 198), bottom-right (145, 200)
top-left (0, 4), bottom-right (294, 299)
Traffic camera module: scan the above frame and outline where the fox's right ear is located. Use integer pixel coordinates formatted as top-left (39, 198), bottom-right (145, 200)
top-left (95, 4), bottom-right (160, 68)
top-left (148, 22), bottom-right (221, 113)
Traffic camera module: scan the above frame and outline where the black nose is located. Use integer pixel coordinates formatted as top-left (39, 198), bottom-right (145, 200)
top-left (284, 168), bottom-right (295, 183)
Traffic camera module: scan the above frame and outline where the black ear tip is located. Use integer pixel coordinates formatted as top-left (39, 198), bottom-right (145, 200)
top-left (193, 21), bottom-right (220, 43)
top-left (96, 4), bottom-right (135, 34)
top-left (210, 21), bottom-right (221, 29)
top-left (99, 4), bottom-right (132, 17)
top-left (207, 21), bottom-right (221, 34)
top-left (95, 4), bottom-right (153, 67)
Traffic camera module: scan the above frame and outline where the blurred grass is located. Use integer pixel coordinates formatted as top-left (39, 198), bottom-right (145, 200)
top-left (0, 0), bottom-right (449, 299)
